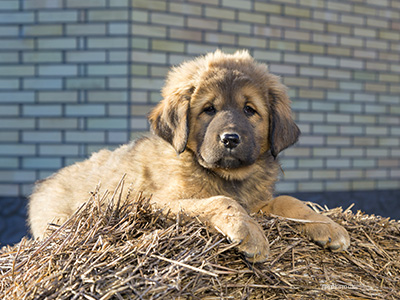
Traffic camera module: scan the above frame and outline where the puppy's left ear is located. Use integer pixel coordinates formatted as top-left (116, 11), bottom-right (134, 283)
top-left (148, 87), bottom-right (193, 154)
top-left (268, 74), bottom-right (301, 158)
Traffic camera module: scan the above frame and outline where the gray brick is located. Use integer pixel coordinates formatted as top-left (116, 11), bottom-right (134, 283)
top-left (313, 147), bottom-right (338, 157)
top-left (327, 113), bottom-right (351, 123)
top-left (66, 24), bottom-right (107, 36)
top-left (269, 64), bottom-right (297, 75)
top-left (0, 171), bottom-right (36, 183)
top-left (340, 125), bottom-right (363, 135)
top-left (66, 78), bottom-right (106, 90)
top-left (23, 105), bottom-right (62, 117)
top-left (65, 131), bottom-right (106, 143)
top-left (313, 125), bottom-right (338, 134)
top-left (327, 136), bottom-right (351, 146)
top-left (0, 157), bottom-right (18, 168)
top-left (151, 12), bottom-right (184, 26)
top-left (169, 2), bottom-right (202, 15)
top-left (298, 159), bottom-right (324, 168)
top-left (24, 78), bottom-right (63, 90)
top-left (130, 118), bottom-right (148, 130)
top-left (0, 1), bottom-right (20, 9)
top-left (39, 145), bottom-right (80, 156)
top-left (0, 66), bottom-right (35, 77)
top-left (327, 91), bottom-right (351, 101)
top-left (326, 158), bottom-right (351, 168)
top-left (0, 104), bottom-right (18, 116)
top-left (206, 32), bottom-right (235, 46)
top-left (24, 51), bottom-right (63, 63)
top-left (65, 104), bottom-right (106, 116)
top-left (110, 51), bottom-right (130, 62)
top-left (187, 17), bottom-right (218, 30)
top-left (0, 145), bottom-right (36, 156)
top-left (88, 91), bottom-right (129, 102)
top-left (339, 103), bottom-right (363, 113)
top-left (0, 26), bottom-right (19, 37)
top-left (132, 0), bottom-right (167, 11)
top-left (109, 23), bottom-right (129, 35)
top-left (205, 7), bottom-right (235, 20)
top-left (107, 131), bottom-right (129, 143)
top-left (22, 131), bottom-right (62, 143)
top-left (38, 11), bottom-right (79, 23)
top-left (283, 170), bottom-right (310, 180)
top-left (0, 52), bottom-right (19, 63)
top-left (23, 25), bottom-right (63, 36)
top-left (0, 92), bottom-right (34, 103)
top-left (0, 131), bottom-right (19, 143)
top-left (66, 0), bottom-right (106, 8)
top-left (275, 182), bottom-right (297, 193)
top-left (88, 38), bottom-right (128, 49)
top-left (38, 91), bottom-right (78, 103)
top-left (39, 118), bottom-right (78, 129)
top-left (87, 65), bottom-right (128, 76)
top-left (353, 159), bottom-right (376, 168)
top-left (0, 38), bottom-right (35, 50)
top-left (38, 65), bottom-right (78, 76)
top-left (0, 118), bottom-right (35, 129)
top-left (340, 170), bottom-right (363, 179)
top-left (132, 24), bottom-right (166, 38)
top-left (23, 158), bottom-right (62, 169)
top-left (87, 118), bottom-right (128, 129)
top-left (339, 82), bottom-right (363, 91)
top-left (0, 79), bottom-right (19, 90)
top-left (110, 104), bottom-right (130, 116)
top-left (88, 10), bottom-right (129, 21)
top-left (0, 12), bottom-right (34, 24)
top-left (38, 38), bottom-right (77, 50)
top-left (353, 137), bottom-right (377, 146)
top-left (367, 148), bottom-right (390, 157)
top-left (131, 78), bottom-right (164, 90)
top-left (299, 181), bottom-right (325, 192)
top-left (222, 22), bottom-right (251, 34)
top-left (109, 77), bottom-right (129, 89)
top-left (66, 51), bottom-right (107, 63)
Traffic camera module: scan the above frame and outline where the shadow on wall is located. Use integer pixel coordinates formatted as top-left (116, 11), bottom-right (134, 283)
top-left (1, 190), bottom-right (400, 247)
top-left (287, 189), bottom-right (400, 220)
top-left (0, 197), bottom-right (28, 246)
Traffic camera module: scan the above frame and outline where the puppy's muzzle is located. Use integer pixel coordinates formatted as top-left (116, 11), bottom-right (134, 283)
top-left (220, 132), bottom-right (241, 149)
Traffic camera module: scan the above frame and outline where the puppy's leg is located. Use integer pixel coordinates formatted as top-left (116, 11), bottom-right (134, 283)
top-left (260, 196), bottom-right (350, 251)
top-left (156, 196), bottom-right (269, 263)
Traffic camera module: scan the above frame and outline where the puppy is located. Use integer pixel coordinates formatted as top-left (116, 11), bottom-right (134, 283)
top-left (29, 50), bottom-right (350, 262)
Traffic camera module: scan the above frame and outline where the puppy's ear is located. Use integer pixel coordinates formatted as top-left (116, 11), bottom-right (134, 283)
top-left (268, 74), bottom-right (301, 158)
top-left (148, 87), bottom-right (194, 154)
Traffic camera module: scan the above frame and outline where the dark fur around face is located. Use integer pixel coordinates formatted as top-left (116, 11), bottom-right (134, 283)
top-left (148, 50), bottom-right (300, 178)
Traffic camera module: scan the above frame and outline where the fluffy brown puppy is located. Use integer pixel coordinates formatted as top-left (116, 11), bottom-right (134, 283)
top-left (28, 50), bottom-right (350, 262)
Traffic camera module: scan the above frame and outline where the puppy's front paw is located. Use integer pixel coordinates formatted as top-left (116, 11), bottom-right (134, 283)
top-left (225, 217), bottom-right (269, 263)
top-left (303, 220), bottom-right (350, 252)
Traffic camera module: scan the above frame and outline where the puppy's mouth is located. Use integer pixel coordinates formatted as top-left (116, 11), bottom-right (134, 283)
top-left (216, 156), bottom-right (243, 169)
top-left (198, 151), bottom-right (254, 171)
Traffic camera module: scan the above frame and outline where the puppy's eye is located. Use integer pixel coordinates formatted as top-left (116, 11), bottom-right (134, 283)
top-left (203, 105), bottom-right (217, 115)
top-left (244, 105), bottom-right (257, 116)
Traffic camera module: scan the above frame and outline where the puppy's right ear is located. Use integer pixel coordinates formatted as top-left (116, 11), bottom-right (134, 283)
top-left (148, 86), bottom-right (194, 154)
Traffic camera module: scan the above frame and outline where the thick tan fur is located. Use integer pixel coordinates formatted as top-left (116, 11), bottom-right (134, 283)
top-left (29, 50), bottom-right (349, 262)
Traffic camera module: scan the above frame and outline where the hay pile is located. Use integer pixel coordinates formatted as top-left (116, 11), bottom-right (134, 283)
top-left (1, 185), bottom-right (399, 299)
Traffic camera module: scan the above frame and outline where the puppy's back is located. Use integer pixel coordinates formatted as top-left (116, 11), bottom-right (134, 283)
top-left (28, 145), bottom-right (128, 239)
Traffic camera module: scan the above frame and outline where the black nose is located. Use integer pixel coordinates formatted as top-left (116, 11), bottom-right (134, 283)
top-left (220, 133), bottom-right (241, 149)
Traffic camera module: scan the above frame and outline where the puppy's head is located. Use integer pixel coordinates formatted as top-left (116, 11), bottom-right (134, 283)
top-left (149, 50), bottom-right (300, 179)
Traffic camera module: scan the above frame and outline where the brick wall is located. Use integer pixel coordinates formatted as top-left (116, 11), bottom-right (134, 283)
top-left (0, 0), bottom-right (399, 199)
